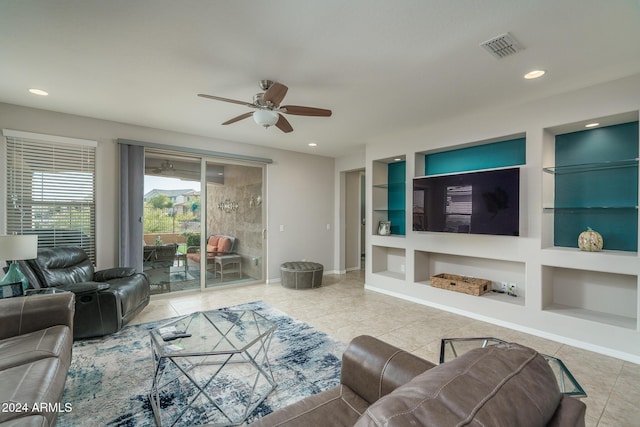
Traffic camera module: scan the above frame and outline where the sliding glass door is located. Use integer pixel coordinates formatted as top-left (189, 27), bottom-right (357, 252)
top-left (143, 151), bottom-right (201, 294)
top-left (142, 149), bottom-right (264, 294)
top-left (203, 160), bottom-right (264, 288)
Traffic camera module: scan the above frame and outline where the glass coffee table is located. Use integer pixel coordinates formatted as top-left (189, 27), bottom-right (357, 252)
top-left (149, 310), bottom-right (277, 426)
top-left (440, 337), bottom-right (586, 398)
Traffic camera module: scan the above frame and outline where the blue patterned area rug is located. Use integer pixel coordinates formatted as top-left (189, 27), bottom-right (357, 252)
top-left (57, 301), bottom-right (345, 426)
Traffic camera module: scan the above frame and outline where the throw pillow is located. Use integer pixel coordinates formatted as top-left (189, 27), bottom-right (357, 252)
top-left (217, 237), bottom-right (232, 252)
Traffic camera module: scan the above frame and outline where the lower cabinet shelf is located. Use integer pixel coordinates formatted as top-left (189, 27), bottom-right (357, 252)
top-left (541, 266), bottom-right (638, 330)
top-left (371, 245), bottom-right (406, 280)
top-left (414, 250), bottom-right (526, 305)
top-left (544, 304), bottom-right (636, 330)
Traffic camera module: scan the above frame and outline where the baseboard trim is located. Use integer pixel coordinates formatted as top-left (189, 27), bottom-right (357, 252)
top-left (364, 283), bottom-right (640, 365)
top-left (268, 269), bottom-right (341, 283)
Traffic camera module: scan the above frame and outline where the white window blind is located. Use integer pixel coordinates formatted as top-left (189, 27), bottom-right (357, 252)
top-left (3, 130), bottom-right (97, 262)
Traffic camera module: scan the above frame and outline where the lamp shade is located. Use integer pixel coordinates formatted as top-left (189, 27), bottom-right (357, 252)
top-left (253, 110), bottom-right (279, 127)
top-left (0, 235), bottom-right (38, 261)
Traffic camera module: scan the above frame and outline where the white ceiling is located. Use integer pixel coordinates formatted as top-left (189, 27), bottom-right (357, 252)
top-left (1, 0), bottom-right (639, 158)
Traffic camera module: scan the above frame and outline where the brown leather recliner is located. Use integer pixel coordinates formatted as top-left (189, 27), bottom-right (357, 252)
top-left (250, 336), bottom-right (586, 427)
top-left (19, 246), bottom-right (150, 339)
top-left (250, 335), bottom-right (437, 426)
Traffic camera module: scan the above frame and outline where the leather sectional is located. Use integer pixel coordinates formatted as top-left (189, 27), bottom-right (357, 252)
top-left (250, 335), bottom-right (586, 427)
top-left (0, 293), bottom-right (74, 427)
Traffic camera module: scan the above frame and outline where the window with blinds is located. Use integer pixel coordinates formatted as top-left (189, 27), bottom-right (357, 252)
top-left (3, 130), bottom-right (97, 262)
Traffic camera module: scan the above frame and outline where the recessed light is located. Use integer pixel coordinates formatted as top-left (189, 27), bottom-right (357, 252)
top-left (308, 143), bottom-right (317, 147)
top-left (523, 70), bottom-right (545, 80)
top-left (394, 158), bottom-right (402, 161)
top-left (28, 88), bottom-right (49, 96)
top-left (585, 122), bottom-right (600, 128)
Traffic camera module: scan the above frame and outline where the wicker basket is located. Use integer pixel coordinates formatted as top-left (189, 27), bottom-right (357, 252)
top-left (430, 273), bottom-right (491, 296)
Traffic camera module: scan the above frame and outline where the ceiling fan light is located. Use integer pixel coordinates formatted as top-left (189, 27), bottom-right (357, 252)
top-left (253, 110), bottom-right (279, 127)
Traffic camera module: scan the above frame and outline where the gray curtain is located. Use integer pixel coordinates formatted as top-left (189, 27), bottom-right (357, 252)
top-left (119, 144), bottom-right (145, 272)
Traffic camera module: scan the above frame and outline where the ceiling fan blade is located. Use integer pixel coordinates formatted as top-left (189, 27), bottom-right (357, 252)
top-left (281, 105), bottom-right (332, 117)
top-left (263, 82), bottom-right (288, 106)
top-left (198, 93), bottom-right (254, 108)
top-left (275, 114), bottom-right (293, 133)
top-left (222, 112), bottom-right (253, 125)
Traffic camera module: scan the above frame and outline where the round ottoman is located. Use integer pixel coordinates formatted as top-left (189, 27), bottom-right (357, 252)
top-left (280, 261), bottom-right (323, 289)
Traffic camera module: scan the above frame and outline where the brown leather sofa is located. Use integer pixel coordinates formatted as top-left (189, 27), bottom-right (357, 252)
top-left (250, 335), bottom-right (586, 427)
top-left (0, 293), bottom-right (75, 427)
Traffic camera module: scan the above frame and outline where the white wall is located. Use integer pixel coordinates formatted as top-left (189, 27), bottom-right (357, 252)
top-left (0, 103), bottom-right (335, 281)
top-left (265, 148), bottom-right (335, 279)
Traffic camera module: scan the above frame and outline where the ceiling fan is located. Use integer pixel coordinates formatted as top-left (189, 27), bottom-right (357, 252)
top-left (147, 159), bottom-right (199, 176)
top-left (149, 159), bottom-right (176, 175)
top-left (198, 80), bottom-right (332, 133)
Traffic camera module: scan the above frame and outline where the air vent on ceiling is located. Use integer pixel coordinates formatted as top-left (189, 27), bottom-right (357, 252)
top-left (480, 32), bottom-right (524, 59)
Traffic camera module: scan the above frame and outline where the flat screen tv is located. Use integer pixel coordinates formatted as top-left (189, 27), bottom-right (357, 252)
top-left (413, 167), bottom-right (520, 236)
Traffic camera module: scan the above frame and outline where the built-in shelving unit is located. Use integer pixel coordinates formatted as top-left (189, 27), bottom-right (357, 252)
top-left (366, 111), bottom-right (640, 363)
top-left (538, 115), bottom-right (640, 339)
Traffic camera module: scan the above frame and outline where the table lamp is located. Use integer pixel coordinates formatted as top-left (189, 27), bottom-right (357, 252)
top-left (0, 235), bottom-right (38, 290)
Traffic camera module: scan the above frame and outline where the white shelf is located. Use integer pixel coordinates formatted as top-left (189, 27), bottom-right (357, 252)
top-left (417, 280), bottom-right (526, 307)
top-left (540, 247), bottom-right (638, 274)
top-left (544, 304), bottom-right (637, 330)
top-left (414, 250), bottom-right (526, 300)
top-left (371, 245), bottom-right (406, 280)
top-left (373, 270), bottom-right (406, 281)
top-left (371, 234), bottom-right (406, 246)
top-left (541, 265), bottom-right (637, 330)
top-left (482, 289), bottom-right (526, 306)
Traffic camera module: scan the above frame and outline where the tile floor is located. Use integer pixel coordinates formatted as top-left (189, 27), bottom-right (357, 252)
top-left (132, 270), bottom-right (640, 427)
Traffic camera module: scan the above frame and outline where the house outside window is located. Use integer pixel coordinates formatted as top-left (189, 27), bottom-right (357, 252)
top-left (2, 129), bottom-right (97, 262)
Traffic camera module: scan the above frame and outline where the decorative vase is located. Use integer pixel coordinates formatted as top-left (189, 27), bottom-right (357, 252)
top-left (578, 227), bottom-right (603, 252)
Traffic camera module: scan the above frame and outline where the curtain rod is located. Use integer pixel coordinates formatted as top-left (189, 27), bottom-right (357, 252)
top-left (117, 138), bottom-right (273, 164)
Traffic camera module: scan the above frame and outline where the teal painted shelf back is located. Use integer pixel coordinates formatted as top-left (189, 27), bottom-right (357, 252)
top-left (554, 122), bottom-right (638, 251)
top-left (388, 161), bottom-right (406, 235)
top-left (424, 138), bottom-right (526, 175)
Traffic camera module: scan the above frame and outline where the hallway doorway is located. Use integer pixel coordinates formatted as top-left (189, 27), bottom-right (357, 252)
top-left (345, 169), bottom-right (365, 272)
